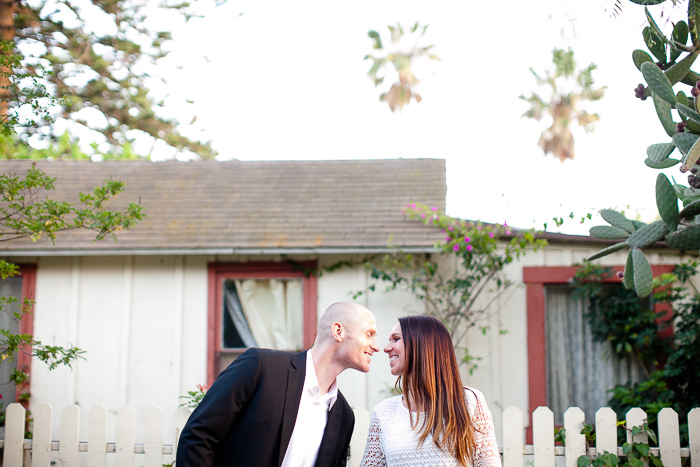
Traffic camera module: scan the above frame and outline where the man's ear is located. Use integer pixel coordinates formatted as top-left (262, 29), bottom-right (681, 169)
top-left (331, 322), bottom-right (343, 342)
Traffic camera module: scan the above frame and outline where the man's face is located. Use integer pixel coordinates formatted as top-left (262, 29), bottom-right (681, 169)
top-left (339, 312), bottom-right (379, 372)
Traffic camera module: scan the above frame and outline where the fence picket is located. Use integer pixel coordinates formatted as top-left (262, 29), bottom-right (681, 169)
top-left (502, 406), bottom-right (523, 467)
top-left (658, 408), bottom-right (681, 467)
top-left (173, 406), bottom-right (191, 456)
top-left (595, 407), bottom-right (617, 457)
top-left (144, 407), bottom-right (163, 467)
top-left (59, 405), bottom-right (80, 467)
top-left (626, 408), bottom-right (648, 445)
top-left (689, 408), bottom-right (700, 467)
top-left (564, 407), bottom-right (585, 467)
top-left (4, 403), bottom-right (26, 467)
top-left (87, 406), bottom-right (107, 467)
top-left (533, 406), bottom-right (555, 467)
top-left (115, 406), bottom-right (135, 467)
top-left (31, 404), bottom-right (52, 467)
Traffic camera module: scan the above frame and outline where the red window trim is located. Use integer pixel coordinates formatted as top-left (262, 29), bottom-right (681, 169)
top-left (206, 261), bottom-right (318, 386)
top-left (523, 264), bottom-right (674, 442)
top-left (13, 264), bottom-right (36, 406)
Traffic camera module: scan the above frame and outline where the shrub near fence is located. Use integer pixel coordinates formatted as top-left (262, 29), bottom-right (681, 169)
top-left (0, 403), bottom-right (698, 466)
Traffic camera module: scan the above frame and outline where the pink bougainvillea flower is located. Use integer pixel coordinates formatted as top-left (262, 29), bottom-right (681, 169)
top-left (448, 226), bottom-right (453, 231)
top-left (445, 236), bottom-right (451, 241)
top-left (488, 232), bottom-right (495, 238)
top-left (421, 213), bottom-right (427, 219)
top-left (477, 225), bottom-right (482, 230)
top-left (410, 203), bottom-right (416, 208)
top-left (466, 245), bottom-right (473, 252)
top-left (505, 230), bottom-right (512, 235)
top-left (431, 207), bottom-right (438, 212)
top-left (464, 236), bottom-right (471, 243)
top-left (453, 244), bottom-right (460, 251)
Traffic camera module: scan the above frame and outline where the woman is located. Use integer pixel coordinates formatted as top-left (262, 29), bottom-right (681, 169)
top-left (360, 315), bottom-right (501, 467)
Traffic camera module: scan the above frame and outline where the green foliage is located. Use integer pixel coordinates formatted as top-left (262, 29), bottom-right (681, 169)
top-left (364, 22), bottom-right (440, 112)
top-left (179, 384), bottom-right (208, 409)
top-left (519, 47), bottom-right (605, 162)
top-left (357, 203), bottom-right (546, 372)
top-left (576, 421), bottom-right (664, 467)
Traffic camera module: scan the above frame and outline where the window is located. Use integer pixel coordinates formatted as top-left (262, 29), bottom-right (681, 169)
top-left (0, 265), bottom-right (36, 406)
top-left (207, 262), bottom-right (317, 385)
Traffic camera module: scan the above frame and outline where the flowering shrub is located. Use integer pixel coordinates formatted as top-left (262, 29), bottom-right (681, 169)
top-left (179, 384), bottom-right (208, 409)
top-left (362, 203), bottom-right (547, 371)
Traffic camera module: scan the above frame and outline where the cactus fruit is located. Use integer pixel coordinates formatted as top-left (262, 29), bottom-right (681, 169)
top-left (664, 224), bottom-right (700, 249)
top-left (626, 219), bottom-right (669, 248)
top-left (647, 143), bottom-right (675, 162)
top-left (623, 250), bottom-right (635, 290)
top-left (586, 242), bottom-right (628, 261)
top-left (590, 225), bottom-right (631, 239)
top-left (656, 173), bottom-right (680, 231)
top-left (642, 61), bottom-right (676, 105)
top-left (600, 209), bottom-right (636, 233)
top-left (632, 248), bottom-right (653, 298)
top-left (654, 93), bottom-right (677, 137)
top-left (680, 198), bottom-right (700, 217)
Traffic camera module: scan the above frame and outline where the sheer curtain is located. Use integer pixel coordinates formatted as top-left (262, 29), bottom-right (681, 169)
top-left (234, 279), bottom-right (304, 351)
top-left (545, 285), bottom-right (646, 424)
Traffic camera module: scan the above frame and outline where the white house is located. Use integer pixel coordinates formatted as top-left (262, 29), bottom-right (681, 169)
top-left (0, 158), bottom-right (695, 446)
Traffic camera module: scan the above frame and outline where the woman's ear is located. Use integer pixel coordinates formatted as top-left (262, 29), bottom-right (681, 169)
top-left (331, 322), bottom-right (344, 342)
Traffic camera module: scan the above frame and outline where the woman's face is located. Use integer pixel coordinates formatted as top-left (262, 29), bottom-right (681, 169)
top-left (384, 322), bottom-right (405, 376)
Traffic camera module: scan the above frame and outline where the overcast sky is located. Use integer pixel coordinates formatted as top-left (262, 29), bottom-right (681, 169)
top-left (144, 0), bottom-right (688, 235)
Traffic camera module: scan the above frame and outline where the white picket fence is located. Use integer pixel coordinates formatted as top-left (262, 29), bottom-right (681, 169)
top-left (0, 403), bottom-right (698, 466)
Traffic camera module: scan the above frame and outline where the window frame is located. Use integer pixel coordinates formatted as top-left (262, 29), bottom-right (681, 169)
top-left (206, 261), bottom-right (318, 385)
top-left (523, 264), bottom-right (674, 442)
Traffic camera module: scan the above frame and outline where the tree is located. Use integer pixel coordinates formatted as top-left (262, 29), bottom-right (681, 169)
top-left (364, 22), bottom-right (440, 112)
top-left (357, 203), bottom-right (546, 372)
top-left (586, 0), bottom-right (700, 297)
top-left (519, 47), bottom-right (605, 162)
top-left (0, 0), bottom-right (215, 159)
top-left (0, 161), bottom-right (144, 407)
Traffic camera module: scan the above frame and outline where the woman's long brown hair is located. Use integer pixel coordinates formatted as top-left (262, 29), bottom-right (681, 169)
top-left (397, 315), bottom-right (475, 466)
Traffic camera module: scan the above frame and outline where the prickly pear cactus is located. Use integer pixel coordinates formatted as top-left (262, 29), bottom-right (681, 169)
top-left (586, 2), bottom-right (700, 297)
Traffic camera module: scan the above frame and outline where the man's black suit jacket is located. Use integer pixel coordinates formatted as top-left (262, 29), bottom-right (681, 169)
top-left (176, 348), bottom-right (355, 467)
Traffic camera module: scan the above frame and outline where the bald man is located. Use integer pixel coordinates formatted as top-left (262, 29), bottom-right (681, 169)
top-left (176, 302), bottom-right (380, 467)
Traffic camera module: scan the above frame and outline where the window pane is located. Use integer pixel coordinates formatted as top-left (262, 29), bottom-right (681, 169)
top-left (0, 277), bottom-right (22, 405)
top-left (545, 284), bottom-right (646, 424)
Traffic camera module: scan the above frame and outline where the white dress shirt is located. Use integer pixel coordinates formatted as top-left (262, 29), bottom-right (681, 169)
top-left (281, 351), bottom-right (338, 467)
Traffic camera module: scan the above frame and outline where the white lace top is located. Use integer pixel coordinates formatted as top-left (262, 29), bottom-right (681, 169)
top-left (360, 387), bottom-right (502, 467)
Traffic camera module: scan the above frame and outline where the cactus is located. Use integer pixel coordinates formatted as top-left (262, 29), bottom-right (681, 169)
top-left (645, 157), bottom-right (681, 169)
top-left (632, 248), bottom-right (653, 298)
top-left (647, 143), bottom-right (675, 163)
top-left (642, 61), bottom-right (677, 105)
top-left (654, 93), bottom-right (677, 136)
top-left (590, 225), bottom-right (630, 239)
top-left (677, 103), bottom-right (700, 125)
top-left (680, 198), bottom-right (700, 218)
top-left (656, 173), bottom-right (679, 231)
top-left (600, 209), bottom-right (636, 233)
top-left (633, 49), bottom-right (654, 71)
top-left (664, 224), bottom-right (700, 250)
top-left (685, 136), bottom-right (700, 168)
top-left (673, 132), bottom-right (700, 156)
top-left (666, 48), bottom-right (697, 84)
top-left (623, 249), bottom-right (635, 290)
top-left (586, 242), bottom-right (628, 261)
top-left (626, 220), bottom-right (669, 248)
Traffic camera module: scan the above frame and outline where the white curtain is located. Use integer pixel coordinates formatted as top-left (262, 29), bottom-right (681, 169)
top-left (223, 283), bottom-right (258, 347)
top-left (235, 279), bottom-right (304, 350)
top-left (545, 285), bottom-right (646, 424)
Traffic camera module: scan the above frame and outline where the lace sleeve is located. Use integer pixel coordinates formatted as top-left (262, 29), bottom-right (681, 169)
top-left (470, 390), bottom-right (502, 467)
top-left (359, 410), bottom-right (387, 467)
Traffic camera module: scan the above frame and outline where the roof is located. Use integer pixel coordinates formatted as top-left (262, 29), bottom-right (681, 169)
top-left (0, 159), bottom-right (447, 255)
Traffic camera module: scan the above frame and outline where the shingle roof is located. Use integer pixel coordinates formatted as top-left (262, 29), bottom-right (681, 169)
top-left (0, 159), bottom-right (446, 254)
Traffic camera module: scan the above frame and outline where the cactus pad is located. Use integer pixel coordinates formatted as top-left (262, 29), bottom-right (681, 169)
top-left (654, 93), bottom-right (677, 137)
top-left (680, 198), bottom-right (700, 218)
top-left (645, 157), bottom-right (681, 169)
top-left (656, 173), bottom-right (679, 231)
top-left (666, 50), bottom-right (697, 84)
top-left (677, 103), bottom-right (700, 125)
top-left (670, 21), bottom-right (689, 63)
top-left (647, 143), bottom-right (676, 162)
top-left (626, 219), bottom-right (669, 248)
top-left (664, 224), bottom-right (700, 249)
top-left (590, 225), bottom-right (630, 239)
top-left (642, 61), bottom-right (676, 105)
top-left (632, 248), bottom-right (653, 298)
top-left (684, 135), bottom-right (700, 168)
top-left (631, 220), bottom-right (648, 230)
top-left (623, 250), bottom-right (634, 290)
top-left (586, 242), bottom-right (628, 261)
top-left (600, 209), bottom-right (635, 233)
top-left (633, 49), bottom-right (654, 70)
top-left (673, 132), bottom-right (700, 155)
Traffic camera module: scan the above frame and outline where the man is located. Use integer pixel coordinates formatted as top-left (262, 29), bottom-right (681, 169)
top-left (176, 302), bottom-right (380, 467)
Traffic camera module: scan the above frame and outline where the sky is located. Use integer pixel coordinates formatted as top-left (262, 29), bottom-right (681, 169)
top-left (139, 1), bottom-right (689, 235)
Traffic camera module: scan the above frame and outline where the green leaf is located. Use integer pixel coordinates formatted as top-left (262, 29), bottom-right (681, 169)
top-left (577, 456), bottom-right (591, 467)
top-left (632, 248), bottom-right (654, 297)
top-left (656, 173), bottom-right (679, 231)
top-left (642, 61), bottom-right (676, 105)
top-left (646, 143), bottom-right (675, 163)
top-left (590, 226), bottom-right (630, 240)
top-left (633, 49), bottom-right (655, 71)
top-left (586, 242), bottom-right (628, 261)
top-left (624, 250), bottom-right (635, 290)
top-left (636, 444), bottom-right (651, 457)
top-left (645, 157), bottom-right (681, 169)
top-left (672, 132), bottom-right (700, 155)
top-left (653, 92), bottom-right (676, 136)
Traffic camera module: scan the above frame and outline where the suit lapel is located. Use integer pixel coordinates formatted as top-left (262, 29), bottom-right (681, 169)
top-left (313, 401), bottom-right (344, 467)
top-left (278, 351), bottom-right (307, 466)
